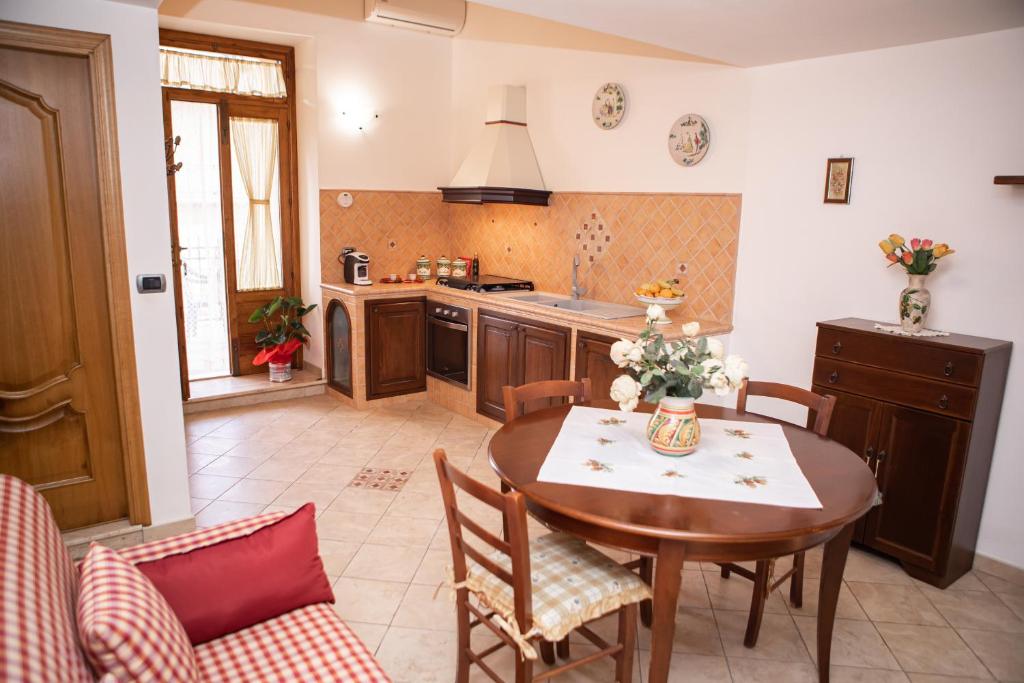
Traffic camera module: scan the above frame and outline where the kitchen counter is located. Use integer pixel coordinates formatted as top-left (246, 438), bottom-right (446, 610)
top-left (320, 281), bottom-right (731, 341)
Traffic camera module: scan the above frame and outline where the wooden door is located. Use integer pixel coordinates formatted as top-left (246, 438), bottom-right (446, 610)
top-left (0, 31), bottom-right (145, 529)
top-left (476, 313), bottom-right (520, 422)
top-left (518, 322), bottom-right (570, 415)
top-left (575, 332), bottom-right (620, 401)
top-left (863, 404), bottom-right (969, 570)
top-left (365, 298), bottom-right (426, 399)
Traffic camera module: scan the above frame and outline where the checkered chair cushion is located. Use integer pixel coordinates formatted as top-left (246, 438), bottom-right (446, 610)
top-left (463, 532), bottom-right (651, 643)
top-left (193, 603), bottom-right (390, 682)
top-left (78, 543), bottom-right (199, 682)
top-left (0, 475), bottom-right (94, 681)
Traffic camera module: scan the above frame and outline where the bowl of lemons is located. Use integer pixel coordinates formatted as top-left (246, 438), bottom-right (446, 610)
top-left (634, 279), bottom-right (686, 311)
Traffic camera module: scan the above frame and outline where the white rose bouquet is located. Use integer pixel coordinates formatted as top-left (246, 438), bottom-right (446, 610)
top-left (608, 305), bottom-right (748, 412)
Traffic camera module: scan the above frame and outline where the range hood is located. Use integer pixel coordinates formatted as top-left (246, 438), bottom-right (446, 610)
top-left (440, 85), bottom-right (551, 206)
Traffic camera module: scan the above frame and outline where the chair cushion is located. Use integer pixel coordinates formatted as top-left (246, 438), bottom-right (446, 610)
top-left (193, 603), bottom-right (390, 682)
top-left (77, 543), bottom-right (199, 682)
top-left (0, 475), bottom-right (93, 681)
top-left (463, 532), bottom-right (651, 642)
top-left (136, 503), bottom-right (334, 645)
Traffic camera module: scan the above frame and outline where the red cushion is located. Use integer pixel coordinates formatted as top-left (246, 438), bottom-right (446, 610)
top-left (136, 503), bottom-right (334, 645)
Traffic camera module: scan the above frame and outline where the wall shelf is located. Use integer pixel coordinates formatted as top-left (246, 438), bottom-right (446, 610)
top-left (994, 176), bottom-right (1024, 185)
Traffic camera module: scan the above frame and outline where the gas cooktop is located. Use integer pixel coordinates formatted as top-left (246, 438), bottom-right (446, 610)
top-left (436, 274), bottom-right (534, 293)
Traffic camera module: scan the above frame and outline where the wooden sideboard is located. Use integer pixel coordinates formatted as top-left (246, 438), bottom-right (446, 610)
top-left (812, 318), bottom-right (1011, 587)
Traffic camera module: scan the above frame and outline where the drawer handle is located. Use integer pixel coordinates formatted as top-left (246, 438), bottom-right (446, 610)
top-left (832, 341), bottom-right (842, 354)
top-left (865, 445), bottom-right (874, 463)
top-left (828, 370), bottom-right (839, 384)
top-left (938, 394), bottom-right (949, 409)
top-left (944, 361), bottom-right (954, 377)
top-left (873, 450), bottom-right (887, 477)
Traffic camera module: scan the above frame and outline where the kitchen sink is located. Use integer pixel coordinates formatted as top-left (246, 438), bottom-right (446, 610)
top-left (507, 293), bottom-right (646, 320)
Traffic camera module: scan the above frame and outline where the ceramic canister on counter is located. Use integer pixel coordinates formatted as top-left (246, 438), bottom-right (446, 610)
top-left (437, 255), bottom-right (451, 277)
top-left (416, 255), bottom-right (431, 280)
top-left (451, 257), bottom-right (468, 278)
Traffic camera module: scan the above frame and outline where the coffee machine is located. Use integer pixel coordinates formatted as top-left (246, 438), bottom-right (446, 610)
top-left (340, 247), bottom-right (371, 286)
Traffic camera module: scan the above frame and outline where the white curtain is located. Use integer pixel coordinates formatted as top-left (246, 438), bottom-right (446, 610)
top-left (230, 117), bottom-right (282, 291)
top-left (160, 47), bottom-right (287, 98)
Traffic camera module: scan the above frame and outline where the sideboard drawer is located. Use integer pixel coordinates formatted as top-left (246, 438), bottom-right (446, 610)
top-left (812, 358), bottom-right (976, 420)
top-left (816, 327), bottom-right (982, 386)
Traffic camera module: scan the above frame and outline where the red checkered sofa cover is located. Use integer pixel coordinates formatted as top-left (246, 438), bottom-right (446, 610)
top-left (0, 475), bottom-right (390, 682)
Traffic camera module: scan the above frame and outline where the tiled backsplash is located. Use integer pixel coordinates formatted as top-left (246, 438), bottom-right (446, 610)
top-left (320, 190), bottom-right (740, 324)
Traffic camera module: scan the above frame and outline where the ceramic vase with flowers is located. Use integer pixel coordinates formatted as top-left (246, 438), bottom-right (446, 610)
top-left (878, 234), bottom-right (955, 333)
top-left (608, 305), bottom-right (748, 456)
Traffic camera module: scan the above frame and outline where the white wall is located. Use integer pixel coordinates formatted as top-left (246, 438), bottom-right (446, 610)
top-left (0, 0), bottom-right (193, 527)
top-left (731, 28), bottom-right (1024, 567)
top-left (451, 39), bottom-right (749, 192)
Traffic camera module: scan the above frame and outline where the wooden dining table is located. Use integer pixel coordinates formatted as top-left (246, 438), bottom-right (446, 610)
top-left (488, 400), bottom-right (878, 683)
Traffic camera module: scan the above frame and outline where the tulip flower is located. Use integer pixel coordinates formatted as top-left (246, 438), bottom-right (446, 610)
top-left (910, 238), bottom-right (921, 250)
top-left (886, 253), bottom-right (899, 263)
top-left (888, 233), bottom-right (906, 247)
top-left (879, 240), bottom-right (895, 255)
top-left (922, 239), bottom-right (933, 249)
top-left (901, 251), bottom-right (913, 265)
top-left (933, 244), bottom-right (954, 258)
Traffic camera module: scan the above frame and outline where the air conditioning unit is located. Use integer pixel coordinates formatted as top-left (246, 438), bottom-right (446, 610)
top-left (364, 0), bottom-right (466, 36)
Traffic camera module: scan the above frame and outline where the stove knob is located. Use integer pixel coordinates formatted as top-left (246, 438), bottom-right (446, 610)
top-left (443, 309), bottom-right (451, 315)
top-left (434, 307), bottom-right (442, 313)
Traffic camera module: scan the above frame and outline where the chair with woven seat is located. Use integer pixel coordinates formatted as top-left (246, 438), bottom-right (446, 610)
top-left (434, 449), bottom-right (650, 683)
top-left (719, 378), bottom-right (838, 647)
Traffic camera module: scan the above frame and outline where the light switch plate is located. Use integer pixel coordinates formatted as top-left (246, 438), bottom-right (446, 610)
top-left (136, 274), bottom-right (166, 293)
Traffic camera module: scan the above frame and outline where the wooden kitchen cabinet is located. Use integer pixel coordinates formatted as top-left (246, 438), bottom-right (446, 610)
top-left (812, 318), bottom-right (1011, 587)
top-left (574, 331), bottom-right (621, 401)
top-left (477, 310), bottom-right (569, 422)
top-left (365, 297), bottom-right (426, 400)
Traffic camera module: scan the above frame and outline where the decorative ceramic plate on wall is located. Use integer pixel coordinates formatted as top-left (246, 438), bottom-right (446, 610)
top-left (592, 83), bottom-right (626, 130)
top-left (667, 113), bottom-right (710, 166)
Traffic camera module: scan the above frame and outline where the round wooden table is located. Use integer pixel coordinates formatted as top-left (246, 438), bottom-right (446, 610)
top-left (489, 400), bottom-right (877, 683)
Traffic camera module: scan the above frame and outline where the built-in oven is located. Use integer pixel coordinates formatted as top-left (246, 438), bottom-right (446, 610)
top-left (426, 300), bottom-right (471, 388)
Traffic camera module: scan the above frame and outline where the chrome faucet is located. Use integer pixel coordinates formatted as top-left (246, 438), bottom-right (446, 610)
top-left (571, 254), bottom-right (587, 300)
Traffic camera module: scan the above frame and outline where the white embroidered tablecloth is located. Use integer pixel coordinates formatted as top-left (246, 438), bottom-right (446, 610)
top-left (536, 406), bottom-right (823, 509)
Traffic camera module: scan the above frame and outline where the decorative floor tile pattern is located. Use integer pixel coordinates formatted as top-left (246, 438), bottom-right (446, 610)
top-left (181, 395), bottom-right (1024, 682)
top-left (350, 467), bottom-right (413, 491)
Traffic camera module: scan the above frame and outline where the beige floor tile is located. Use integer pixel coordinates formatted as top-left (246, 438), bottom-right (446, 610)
top-left (190, 497), bottom-right (211, 514)
top-left (387, 488), bottom-right (445, 520)
top-left (345, 621), bottom-right (389, 654)
top-left (843, 551), bottom-right (914, 585)
top-left (218, 478), bottom-right (290, 505)
top-left (703, 570), bottom-right (789, 614)
top-left (998, 592), bottom-right (1024, 620)
top-left (715, 610), bottom-right (811, 662)
top-left (296, 463), bottom-right (362, 488)
top-left (375, 626), bottom-right (458, 683)
top-left (367, 514), bottom-right (440, 547)
top-left (318, 538), bottom-right (361, 577)
top-left (876, 623), bottom-right (990, 678)
top-left (194, 500), bottom-right (265, 528)
top-left (915, 572), bottom-right (990, 594)
top-left (727, 657), bottom-right (817, 682)
top-left (788, 578), bottom-right (867, 621)
top-left (637, 606), bottom-right (723, 655)
top-left (976, 571), bottom-right (1024, 597)
top-left (316, 510), bottom-right (382, 543)
top-left (792, 616), bottom-right (901, 670)
top-left (332, 577), bottom-right (407, 625)
top-left (366, 450), bottom-right (426, 470)
top-left (926, 590), bottom-right (1024, 633)
top-left (188, 435), bottom-right (242, 456)
top-left (271, 482), bottom-right (342, 510)
top-left (545, 641), bottom-right (642, 682)
top-left (343, 543), bottom-right (427, 583)
top-left (328, 487), bottom-right (398, 515)
top-left (830, 666), bottom-right (909, 682)
top-left (412, 548), bottom-right (451, 586)
top-left (246, 458), bottom-right (311, 482)
top-left (187, 452), bottom-right (219, 474)
top-left (957, 628), bottom-right (1024, 681)
top-left (847, 581), bottom-right (946, 626)
top-left (197, 455), bottom-right (262, 478)
top-left (223, 440), bottom-right (282, 460)
top-left (906, 674), bottom-right (990, 682)
top-left (391, 583), bottom-right (457, 631)
top-left (319, 444), bottom-right (376, 467)
top-left (188, 473), bottom-right (239, 499)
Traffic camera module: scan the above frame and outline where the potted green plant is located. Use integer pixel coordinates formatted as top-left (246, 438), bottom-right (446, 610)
top-left (249, 296), bottom-right (317, 382)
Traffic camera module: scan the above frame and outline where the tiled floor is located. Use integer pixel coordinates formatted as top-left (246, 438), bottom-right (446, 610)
top-left (184, 395), bottom-right (1024, 682)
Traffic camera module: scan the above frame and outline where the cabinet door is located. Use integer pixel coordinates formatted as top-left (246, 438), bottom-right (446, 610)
top-left (576, 332), bottom-right (621, 401)
top-left (863, 404), bottom-right (969, 571)
top-left (518, 322), bottom-right (570, 415)
top-left (365, 299), bottom-right (426, 399)
top-left (476, 313), bottom-right (519, 422)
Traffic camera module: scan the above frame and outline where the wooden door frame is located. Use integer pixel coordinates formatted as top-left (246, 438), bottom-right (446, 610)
top-left (159, 30), bottom-right (301, 387)
top-left (0, 20), bottom-right (151, 524)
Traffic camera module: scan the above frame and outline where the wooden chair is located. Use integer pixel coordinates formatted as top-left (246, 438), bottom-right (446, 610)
top-left (434, 449), bottom-right (648, 682)
top-left (502, 378), bottom-right (592, 422)
top-left (720, 379), bottom-right (838, 647)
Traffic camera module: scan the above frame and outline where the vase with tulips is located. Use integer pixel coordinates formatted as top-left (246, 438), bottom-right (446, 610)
top-left (608, 305), bottom-right (748, 456)
top-left (878, 234), bottom-right (955, 333)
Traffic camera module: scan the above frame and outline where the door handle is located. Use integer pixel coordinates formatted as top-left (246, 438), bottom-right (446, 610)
top-left (873, 450), bottom-right (887, 477)
top-left (865, 445), bottom-right (874, 464)
top-left (828, 370), bottom-right (839, 384)
top-left (944, 361), bottom-right (954, 377)
top-left (938, 395), bottom-right (949, 410)
top-left (832, 341), bottom-right (842, 354)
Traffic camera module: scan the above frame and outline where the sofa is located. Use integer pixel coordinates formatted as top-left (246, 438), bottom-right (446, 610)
top-left (0, 474), bottom-right (390, 682)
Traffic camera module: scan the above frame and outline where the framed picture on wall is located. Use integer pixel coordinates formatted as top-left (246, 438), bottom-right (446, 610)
top-left (824, 157), bottom-right (854, 204)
